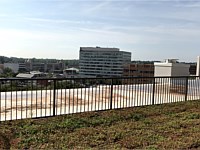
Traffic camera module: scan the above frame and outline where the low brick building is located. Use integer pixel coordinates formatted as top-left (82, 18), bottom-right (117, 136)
top-left (123, 63), bottom-right (154, 83)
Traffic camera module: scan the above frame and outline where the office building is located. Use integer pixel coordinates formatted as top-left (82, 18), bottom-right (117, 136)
top-left (4, 60), bottom-right (65, 74)
top-left (79, 47), bottom-right (131, 77)
top-left (4, 63), bottom-right (19, 73)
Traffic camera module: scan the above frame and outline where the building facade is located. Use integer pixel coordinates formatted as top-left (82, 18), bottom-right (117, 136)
top-left (4, 63), bottom-right (19, 73)
top-left (154, 59), bottom-right (190, 77)
top-left (79, 47), bottom-right (131, 77)
top-left (154, 59), bottom-right (190, 92)
top-left (4, 61), bottom-right (65, 74)
top-left (196, 56), bottom-right (200, 76)
top-left (189, 64), bottom-right (196, 75)
top-left (123, 63), bottom-right (154, 77)
top-left (123, 63), bottom-right (154, 83)
top-left (63, 67), bottom-right (79, 78)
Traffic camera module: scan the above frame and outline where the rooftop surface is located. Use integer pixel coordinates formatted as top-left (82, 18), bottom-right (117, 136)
top-left (80, 47), bottom-right (120, 51)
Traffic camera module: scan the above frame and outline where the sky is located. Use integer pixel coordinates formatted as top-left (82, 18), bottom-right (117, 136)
top-left (0, 0), bottom-right (200, 62)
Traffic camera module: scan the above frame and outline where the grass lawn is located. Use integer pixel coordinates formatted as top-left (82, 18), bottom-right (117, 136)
top-left (0, 100), bottom-right (200, 149)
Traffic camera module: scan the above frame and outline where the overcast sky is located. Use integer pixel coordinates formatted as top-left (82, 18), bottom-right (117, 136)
top-left (0, 0), bottom-right (200, 62)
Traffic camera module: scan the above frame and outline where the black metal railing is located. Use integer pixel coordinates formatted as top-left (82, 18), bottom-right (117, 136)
top-left (0, 76), bottom-right (199, 121)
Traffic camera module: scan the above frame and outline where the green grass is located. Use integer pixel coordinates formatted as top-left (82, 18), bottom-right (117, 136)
top-left (0, 100), bottom-right (200, 149)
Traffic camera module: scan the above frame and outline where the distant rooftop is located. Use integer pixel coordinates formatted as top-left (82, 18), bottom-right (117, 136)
top-left (16, 73), bottom-right (34, 78)
top-left (64, 67), bottom-right (79, 72)
top-left (164, 59), bottom-right (179, 63)
top-left (30, 71), bottom-right (43, 75)
top-left (80, 46), bottom-right (119, 51)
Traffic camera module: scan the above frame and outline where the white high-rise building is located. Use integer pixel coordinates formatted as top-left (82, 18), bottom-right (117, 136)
top-left (196, 56), bottom-right (200, 76)
top-left (79, 47), bottom-right (131, 77)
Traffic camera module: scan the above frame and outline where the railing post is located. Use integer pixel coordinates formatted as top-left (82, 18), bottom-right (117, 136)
top-left (53, 79), bottom-right (56, 116)
top-left (185, 76), bottom-right (189, 101)
top-left (152, 77), bottom-right (155, 105)
top-left (110, 78), bottom-right (113, 109)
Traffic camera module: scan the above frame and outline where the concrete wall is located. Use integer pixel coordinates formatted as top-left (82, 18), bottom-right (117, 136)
top-left (171, 64), bottom-right (190, 76)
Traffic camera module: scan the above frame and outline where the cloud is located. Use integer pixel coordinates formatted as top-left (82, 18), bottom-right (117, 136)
top-left (0, 14), bottom-right (8, 17)
top-left (24, 17), bottom-right (93, 25)
top-left (0, 0), bottom-right (200, 61)
top-left (0, 28), bottom-right (59, 41)
top-left (174, 1), bottom-right (200, 7)
top-left (83, 0), bottom-right (112, 14)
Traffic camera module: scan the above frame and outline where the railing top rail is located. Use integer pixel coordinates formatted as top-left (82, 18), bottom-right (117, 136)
top-left (0, 75), bottom-right (199, 81)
